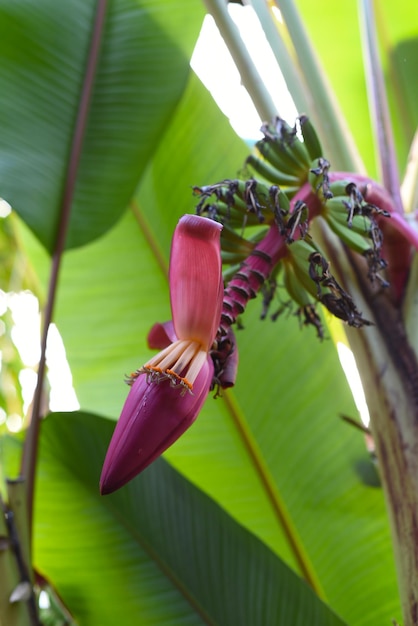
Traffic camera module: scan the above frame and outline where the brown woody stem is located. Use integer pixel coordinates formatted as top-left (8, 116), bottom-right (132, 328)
top-left (317, 219), bottom-right (418, 626)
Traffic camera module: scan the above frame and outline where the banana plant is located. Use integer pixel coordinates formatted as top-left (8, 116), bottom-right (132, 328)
top-left (0, 0), bottom-right (417, 625)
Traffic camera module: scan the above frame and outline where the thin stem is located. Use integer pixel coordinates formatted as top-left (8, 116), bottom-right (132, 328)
top-left (20, 0), bottom-right (108, 530)
top-left (274, 0), bottom-right (364, 173)
top-left (2, 501), bottom-right (41, 625)
top-left (202, 0), bottom-right (278, 122)
top-left (401, 130), bottom-right (418, 214)
top-left (245, 0), bottom-right (309, 114)
top-left (358, 0), bottom-right (403, 213)
top-left (130, 200), bottom-right (169, 278)
top-left (222, 390), bottom-right (326, 597)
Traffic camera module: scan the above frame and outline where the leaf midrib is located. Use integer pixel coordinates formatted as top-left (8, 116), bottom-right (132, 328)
top-left (22, 0), bottom-right (109, 526)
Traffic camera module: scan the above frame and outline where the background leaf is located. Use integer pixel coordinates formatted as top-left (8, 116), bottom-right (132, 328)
top-left (34, 411), bottom-right (348, 626)
top-left (0, 0), bottom-right (204, 252)
top-left (294, 0), bottom-right (418, 178)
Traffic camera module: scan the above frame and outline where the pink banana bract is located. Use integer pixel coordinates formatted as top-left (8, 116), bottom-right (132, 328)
top-left (100, 215), bottom-right (223, 495)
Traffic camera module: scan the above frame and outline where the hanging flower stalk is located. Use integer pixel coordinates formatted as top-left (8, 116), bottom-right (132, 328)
top-left (195, 117), bottom-right (418, 341)
top-left (100, 215), bottom-right (225, 494)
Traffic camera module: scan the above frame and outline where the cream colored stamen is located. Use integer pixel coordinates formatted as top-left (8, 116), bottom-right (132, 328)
top-left (137, 339), bottom-right (207, 393)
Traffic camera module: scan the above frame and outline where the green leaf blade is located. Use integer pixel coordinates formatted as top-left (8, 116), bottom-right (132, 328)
top-left (35, 412), bottom-right (347, 626)
top-left (0, 0), bottom-right (204, 252)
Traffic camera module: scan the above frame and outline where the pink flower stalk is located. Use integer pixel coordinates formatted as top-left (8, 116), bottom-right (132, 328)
top-left (100, 215), bottom-right (223, 495)
top-left (220, 224), bottom-right (287, 335)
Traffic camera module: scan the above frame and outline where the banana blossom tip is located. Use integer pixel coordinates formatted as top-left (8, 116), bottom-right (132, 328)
top-left (100, 357), bottom-right (214, 494)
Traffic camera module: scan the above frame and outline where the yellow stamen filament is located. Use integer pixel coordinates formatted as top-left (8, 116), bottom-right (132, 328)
top-left (146, 339), bottom-right (188, 371)
top-left (171, 341), bottom-right (201, 376)
top-left (140, 339), bottom-right (207, 392)
top-left (184, 349), bottom-right (208, 385)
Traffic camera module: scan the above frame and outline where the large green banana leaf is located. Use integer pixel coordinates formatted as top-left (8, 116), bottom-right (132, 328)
top-left (33, 411), bottom-right (347, 626)
top-left (0, 0), bottom-right (204, 252)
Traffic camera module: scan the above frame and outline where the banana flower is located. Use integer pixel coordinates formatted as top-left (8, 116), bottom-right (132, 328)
top-left (100, 215), bottom-right (223, 494)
